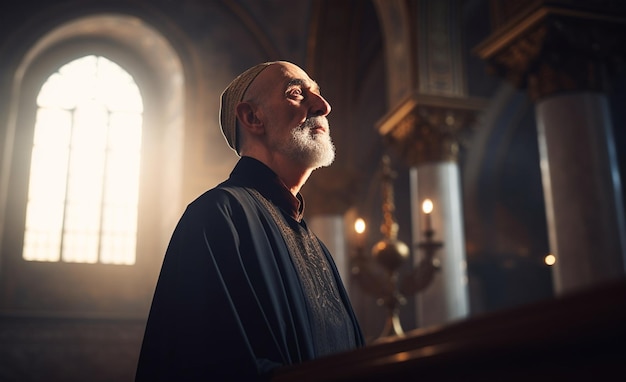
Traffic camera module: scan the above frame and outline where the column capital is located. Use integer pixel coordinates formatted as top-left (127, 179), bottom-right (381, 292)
top-left (376, 93), bottom-right (487, 167)
top-left (474, 2), bottom-right (626, 101)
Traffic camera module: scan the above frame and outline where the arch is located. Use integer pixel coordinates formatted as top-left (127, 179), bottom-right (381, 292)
top-left (0, 13), bottom-right (186, 317)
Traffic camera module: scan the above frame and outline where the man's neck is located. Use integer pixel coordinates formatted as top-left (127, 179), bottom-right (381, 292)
top-left (279, 167), bottom-right (313, 196)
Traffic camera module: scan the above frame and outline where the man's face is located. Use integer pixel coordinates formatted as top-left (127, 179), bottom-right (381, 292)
top-left (258, 62), bottom-right (335, 169)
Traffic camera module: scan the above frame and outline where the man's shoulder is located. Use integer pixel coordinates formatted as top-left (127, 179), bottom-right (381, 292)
top-left (175, 184), bottom-right (270, 234)
top-left (185, 184), bottom-right (256, 213)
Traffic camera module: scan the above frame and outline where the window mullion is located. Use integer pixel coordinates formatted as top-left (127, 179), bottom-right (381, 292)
top-left (59, 107), bottom-right (77, 261)
top-left (97, 110), bottom-right (112, 264)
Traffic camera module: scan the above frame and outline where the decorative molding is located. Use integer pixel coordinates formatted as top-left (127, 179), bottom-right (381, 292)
top-left (474, 3), bottom-right (626, 100)
top-left (377, 93), bottom-right (487, 167)
top-left (417, 0), bottom-right (465, 97)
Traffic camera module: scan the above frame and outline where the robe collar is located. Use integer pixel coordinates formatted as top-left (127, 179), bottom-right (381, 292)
top-left (228, 156), bottom-right (305, 221)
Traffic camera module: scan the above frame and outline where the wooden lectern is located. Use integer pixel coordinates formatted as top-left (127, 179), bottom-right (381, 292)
top-left (272, 279), bottom-right (626, 382)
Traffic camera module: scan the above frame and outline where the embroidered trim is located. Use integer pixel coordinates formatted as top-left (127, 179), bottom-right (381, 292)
top-left (247, 188), bottom-right (356, 356)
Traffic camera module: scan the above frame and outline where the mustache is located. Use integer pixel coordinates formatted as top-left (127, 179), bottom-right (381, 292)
top-left (300, 116), bottom-right (329, 131)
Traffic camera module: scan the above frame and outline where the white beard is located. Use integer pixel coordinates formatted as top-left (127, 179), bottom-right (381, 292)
top-left (275, 117), bottom-right (336, 169)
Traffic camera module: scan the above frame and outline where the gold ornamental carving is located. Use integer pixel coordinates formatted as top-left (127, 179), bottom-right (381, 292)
top-left (376, 93), bottom-right (487, 167)
top-left (474, 3), bottom-right (626, 101)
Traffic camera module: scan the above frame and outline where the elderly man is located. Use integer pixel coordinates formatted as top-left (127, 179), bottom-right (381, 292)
top-left (136, 61), bottom-right (364, 381)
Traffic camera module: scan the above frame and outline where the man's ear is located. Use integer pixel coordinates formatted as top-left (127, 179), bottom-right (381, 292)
top-left (235, 102), bottom-right (264, 135)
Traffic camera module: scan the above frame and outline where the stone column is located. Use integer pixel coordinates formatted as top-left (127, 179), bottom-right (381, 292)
top-left (376, 0), bottom-right (486, 328)
top-left (536, 93), bottom-right (625, 292)
top-left (410, 162), bottom-right (468, 325)
top-left (475, 1), bottom-right (626, 294)
top-left (378, 94), bottom-right (485, 327)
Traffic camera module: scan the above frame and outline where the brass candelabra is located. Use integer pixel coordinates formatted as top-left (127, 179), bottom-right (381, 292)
top-left (351, 156), bottom-right (443, 339)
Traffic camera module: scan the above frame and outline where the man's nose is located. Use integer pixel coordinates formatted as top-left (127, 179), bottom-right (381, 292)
top-left (309, 93), bottom-right (331, 117)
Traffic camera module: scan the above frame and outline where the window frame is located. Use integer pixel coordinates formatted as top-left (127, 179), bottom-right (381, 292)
top-left (0, 26), bottom-right (183, 319)
top-left (23, 54), bottom-right (145, 266)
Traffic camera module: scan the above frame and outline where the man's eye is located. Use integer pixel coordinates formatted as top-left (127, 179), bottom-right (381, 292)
top-left (289, 88), bottom-right (303, 97)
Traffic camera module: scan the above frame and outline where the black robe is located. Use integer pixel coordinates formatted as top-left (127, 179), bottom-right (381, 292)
top-left (136, 157), bottom-right (364, 381)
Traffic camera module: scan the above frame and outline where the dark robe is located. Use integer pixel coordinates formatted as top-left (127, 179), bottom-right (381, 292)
top-left (135, 157), bottom-right (364, 381)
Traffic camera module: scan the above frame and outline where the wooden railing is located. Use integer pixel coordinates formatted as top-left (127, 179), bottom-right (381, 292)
top-left (272, 278), bottom-right (626, 382)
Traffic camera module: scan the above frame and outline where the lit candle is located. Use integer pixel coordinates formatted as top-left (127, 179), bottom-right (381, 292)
top-left (422, 199), bottom-right (433, 231)
top-left (354, 218), bottom-right (366, 247)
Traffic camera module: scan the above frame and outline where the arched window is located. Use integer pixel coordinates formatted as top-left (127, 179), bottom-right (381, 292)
top-left (23, 55), bottom-right (143, 265)
top-left (0, 14), bottom-right (187, 317)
